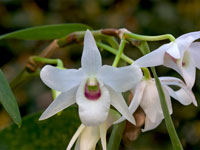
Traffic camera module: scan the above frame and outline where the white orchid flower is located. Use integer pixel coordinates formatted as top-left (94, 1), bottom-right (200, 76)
top-left (134, 31), bottom-right (200, 89)
top-left (115, 77), bottom-right (197, 132)
top-left (66, 109), bottom-right (120, 150)
top-left (39, 30), bottom-right (142, 126)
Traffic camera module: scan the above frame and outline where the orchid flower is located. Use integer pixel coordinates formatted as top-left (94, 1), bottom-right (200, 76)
top-left (115, 77), bottom-right (197, 132)
top-left (39, 30), bottom-right (142, 126)
top-left (134, 31), bottom-right (200, 89)
top-left (66, 109), bottom-right (120, 150)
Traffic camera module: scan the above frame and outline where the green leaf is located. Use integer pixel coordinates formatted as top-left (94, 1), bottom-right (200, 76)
top-left (0, 107), bottom-right (80, 150)
top-left (0, 23), bottom-right (92, 40)
top-left (107, 122), bottom-right (125, 150)
top-left (151, 67), bottom-right (183, 150)
top-left (0, 69), bottom-right (21, 127)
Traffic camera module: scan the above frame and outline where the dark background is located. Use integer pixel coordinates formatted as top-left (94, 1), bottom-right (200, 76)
top-left (0, 0), bottom-right (200, 149)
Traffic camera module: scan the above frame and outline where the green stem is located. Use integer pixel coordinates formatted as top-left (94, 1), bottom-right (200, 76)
top-left (139, 42), bottom-right (183, 150)
top-left (58, 29), bottom-right (175, 49)
top-left (96, 42), bottom-right (133, 64)
top-left (31, 56), bottom-right (63, 68)
top-left (51, 89), bottom-right (57, 99)
top-left (125, 32), bottom-right (175, 42)
top-left (143, 67), bottom-right (151, 79)
top-left (102, 36), bottom-right (119, 49)
top-left (10, 69), bottom-right (40, 90)
top-left (136, 41), bottom-right (151, 55)
top-left (112, 37), bottom-right (127, 67)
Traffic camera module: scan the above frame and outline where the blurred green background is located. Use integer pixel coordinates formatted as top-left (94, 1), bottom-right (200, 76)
top-left (0, 0), bottom-right (200, 150)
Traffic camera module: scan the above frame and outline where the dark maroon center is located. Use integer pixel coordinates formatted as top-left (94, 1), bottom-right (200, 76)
top-left (84, 84), bottom-right (101, 100)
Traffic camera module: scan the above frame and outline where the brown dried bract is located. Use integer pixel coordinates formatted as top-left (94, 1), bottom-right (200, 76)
top-left (26, 40), bottom-right (59, 72)
top-left (101, 28), bottom-right (118, 37)
top-left (122, 91), bottom-right (146, 146)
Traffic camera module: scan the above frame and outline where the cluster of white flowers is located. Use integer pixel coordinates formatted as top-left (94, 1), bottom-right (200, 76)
top-left (39, 30), bottom-right (199, 150)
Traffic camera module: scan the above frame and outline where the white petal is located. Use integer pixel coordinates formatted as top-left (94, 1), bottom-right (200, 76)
top-left (40, 65), bottom-right (85, 92)
top-left (175, 32), bottom-right (200, 60)
top-left (66, 124), bottom-right (85, 150)
top-left (175, 89), bottom-right (197, 106)
top-left (166, 43), bottom-right (180, 59)
top-left (163, 53), bottom-right (181, 75)
top-left (177, 31), bottom-right (200, 46)
top-left (74, 137), bottom-right (80, 150)
top-left (100, 109), bottom-right (121, 150)
top-left (97, 64), bottom-right (142, 92)
top-left (159, 76), bottom-right (197, 105)
top-left (76, 79), bottom-right (110, 126)
top-left (99, 124), bottom-right (107, 150)
top-left (79, 126), bottom-right (100, 150)
top-left (39, 87), bottom-right (77, 120)
top-left (129, 81), bottom-right (146, 114)
top-left (165, 85), bottom-right (197, 106)
top-left (180, 50), bottom-right (196, 89)
top-left (142, 84), bottom-right (173, 132)
top-left (189, 42), bottom-right (200, 69)
top-left (164, 32), bottom-right (200, 79)
top-left (140, 80), bottom-right (172, 123)
top-left (81, 30), bottom-right (102, 75)
top-left (164, 50), bottom-right (196, 89)
top-left (108, 87), bottom-right (135, 125)
top-left (140, 81), bottom-right (161, 123)
top-left (176, 36), bottom-right (194, 57)
top-left (134, 43), bottom-right (171, 67)
top-left (114, 81), bottom-right (146, 124)
top-left (159, 76), bottom-right (186, 87)
top-left (142, 116), bottom-right (162, 132)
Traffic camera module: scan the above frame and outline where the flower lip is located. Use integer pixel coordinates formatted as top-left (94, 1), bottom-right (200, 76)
top-left (84, 77), bottom-right (101, 100)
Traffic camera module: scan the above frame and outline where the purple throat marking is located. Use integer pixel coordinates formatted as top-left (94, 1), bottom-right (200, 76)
top-left (84, 84), bottom-right (101, 101)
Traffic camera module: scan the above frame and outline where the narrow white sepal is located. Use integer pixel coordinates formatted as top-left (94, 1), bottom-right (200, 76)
top-left (108, 87), bottom-right (136, 125)
top-left (39, 86), bottom-right (77, 120)
top-left (81, 30), bottom-right (102, 75)
top-left (142, 117), bottom-right (162, 132)
top-left (79, 126), bottom-right (99, 150)
top-left (74, 137), bottom-right (80, 150)
top-left (114, 81), bottom-right (146, 124)
top-left (160, 76), bottom-right (197, 106)
top-left (66, 124), bottom-right (85, 150)
top-left (100, 124), bottom-right (107, 150)
top-left (134, 43), bottom-right (171, 67)
top-left (40, 65), bottom-right (85, 92)
top-left (97, 64), bottom-right (142, 92)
